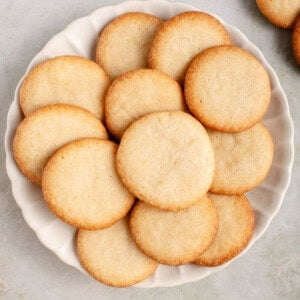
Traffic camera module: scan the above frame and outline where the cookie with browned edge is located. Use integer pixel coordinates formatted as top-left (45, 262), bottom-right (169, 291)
top-left (129, 196), bottom-right (218, 265)
top-left (105, 69), bottom-right (185, 139)
top-left (20, 56), bottom-right (110, 119)
top-left (292, 15), bottom-right (300, 64)
top-left (96, 12), bottom-right (161, 79)
top-left (195, 193), bottom-right (254, 266)
top-left (208, 123), bottom-right (274, 195)
top-left (116, 111), bottom-right (215, 211)
top-left (256, 0), bottom-right (300, 28)
top-left (185, 45), bottom-right (271, 133)
top-left (77, 217), bottom-right (158, 287)
top-left (148, 11), bottom-right (231, 83)
top-left (13, 104), bottom-right (108, 184)
top-left (42, 138), bottom-right (134, 229)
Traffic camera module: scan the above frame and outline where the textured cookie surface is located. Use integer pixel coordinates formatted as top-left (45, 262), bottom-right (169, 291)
top-left (105, 69), bottom-right (185, 139)
top-left (185, 45), bottom-right (271, 132)
top-left (256, 0), bottom-right (300, 28)
top-left (20, 56), bottom-right (110, 119)
top-left (116, 111), bottom-right (215, 211)
top-left (42, 138), bottom-right (134, 229)
top-left (77, 217), bottom-right (158, 287)
top-left (96, 13), bottom-right (161, 79)
top-left (129, 197), bottom-right (218, 265)
top-left (195, 194), bottom-right (254, 266)
top-left (13, 105), bottom-right (108, 184)
top-left (292, 15), bottom-right (300, 64)
top-left (208, 123), bottom-right (274, 195)
top-left (148, 11), bottom-right (231, 83)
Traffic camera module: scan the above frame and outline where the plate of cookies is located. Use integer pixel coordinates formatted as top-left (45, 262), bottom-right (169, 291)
top-left (5, 0), bottom-right (294, 288)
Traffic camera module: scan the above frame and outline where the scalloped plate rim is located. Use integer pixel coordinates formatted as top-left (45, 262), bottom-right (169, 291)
top-left (5, 0), bottom-right (294, 288)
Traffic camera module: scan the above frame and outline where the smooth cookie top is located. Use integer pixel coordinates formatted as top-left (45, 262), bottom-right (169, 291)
top-left (77, 217), bottom-right (158, 287)
top-left (96, 12), bottom-right (161, 79)
top-left (148, 11), bottom-right (231, 83)
top-left (256, 0), bottom-right (300, 28)
top-left (13, 104), bottom-right (108, 184)
top-left (105, 69), bottom-right (185, 139)
top-left (195, 193), bottom-right (254, 266)
top-left (20, 56), bottom-right (110, 120)
top-left (208, 123), bottom-right (274, 195)
top-left (42, 138), bottom-right (134, 229)
top-left (116, 111), bottom-right (215, 211)
top-left (129, 197), bottom-right (219, 265)
top-left (185, 45), bottom-right (271, 132)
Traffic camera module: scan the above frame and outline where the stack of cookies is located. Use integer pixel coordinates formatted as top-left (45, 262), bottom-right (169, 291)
top-left (13, 11), bottom-right (274, 287)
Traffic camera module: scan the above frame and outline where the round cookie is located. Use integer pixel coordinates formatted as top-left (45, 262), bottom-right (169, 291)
top-left (208, 123), bottom-right (274, 195)
top-left (195, 194), bottom-right (254, 267)
top-left (13, 105), bottom-right (108, 184)
top-left (77, 217), bottom-right (158, 287)
top-left (105, 69), bottom-right (185, 139)
top-left (96, 13), bottom-right (161, 80)
top-left (116, 111), bottom-right (215, 211)
top-left (20, 56), bottom-right (110, 120)
top-left (148, 11), bottom-right (231, 83)
top-left (185, 45), bottom-right (271, 133)
top-left (129, 196), bottom-right (219, 265)
top-left (256, 0), bottom-right (300, 28)
top-left (292, 15), bottom-right (300, 65)
top-left (42, 138), bottom-right (134, 229)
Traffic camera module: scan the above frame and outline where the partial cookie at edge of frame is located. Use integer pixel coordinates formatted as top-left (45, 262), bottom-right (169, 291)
top-left (292, 15), bottom-right (300, 65)
top-left (256, 0), bottom-right (300, 29)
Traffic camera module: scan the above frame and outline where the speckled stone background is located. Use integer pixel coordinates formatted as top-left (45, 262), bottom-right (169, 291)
top-left (0, 0), bottom-right (299, 299)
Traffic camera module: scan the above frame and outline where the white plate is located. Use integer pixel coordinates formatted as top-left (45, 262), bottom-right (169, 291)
top-left (5, 0), bottom-right (294, 288)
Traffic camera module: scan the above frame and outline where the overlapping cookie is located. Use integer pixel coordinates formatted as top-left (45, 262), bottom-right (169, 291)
top-left (13, 104), bottom-right (107, 184)
top-left (20, 56), bottom-right (110, 120)
top-left (42, 138), bottom-right (134, 229)
top-left (129, 196), bottom-right (218, 265)
top-left (149, 11), bottom-right (231, 83)
top-left (12, 9), bottom-right (279, 288)
top-left (116, 111), bottom-right (215, 211)
top-left (77, 217), bottom-right (158, 287)
top-left (105, 69), bottom-right (185, 139)
top-left (96, 12), bottom-right (161, 79)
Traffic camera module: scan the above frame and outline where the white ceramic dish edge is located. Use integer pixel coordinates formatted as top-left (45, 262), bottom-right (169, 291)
top-left (5, 0), bottom-right (294, 288)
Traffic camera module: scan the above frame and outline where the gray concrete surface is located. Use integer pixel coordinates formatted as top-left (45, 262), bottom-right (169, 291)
top-left (0, 0), bottom-right (299, 299)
